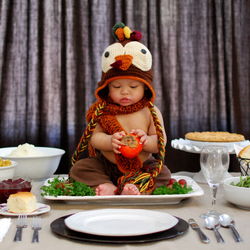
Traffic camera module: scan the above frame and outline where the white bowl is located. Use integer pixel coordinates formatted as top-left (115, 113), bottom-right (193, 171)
top-left (0, 160), bottom-right (17, 181)
top-left (223, 176), bottom-right (250, 209)
top-left (0, 147), bottom-right (65, 181)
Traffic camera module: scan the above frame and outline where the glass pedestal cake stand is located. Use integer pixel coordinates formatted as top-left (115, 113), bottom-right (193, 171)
top-left (171, 138), bottom-right (250, 183)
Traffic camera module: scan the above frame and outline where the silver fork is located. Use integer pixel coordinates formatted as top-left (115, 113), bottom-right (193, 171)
top-left (14, 215), bottom-right (28, 241)
top-left (31, 216), bottom-right (42, 243)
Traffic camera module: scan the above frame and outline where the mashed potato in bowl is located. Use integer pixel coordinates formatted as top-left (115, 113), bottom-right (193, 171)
top-left (8, 143), bottom-right (45, 157)
top-left (0, 143), bottom-right (65, 180)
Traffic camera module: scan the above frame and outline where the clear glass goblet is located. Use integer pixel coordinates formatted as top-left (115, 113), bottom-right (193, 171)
top-left (200, 146), bottom-right (229, 218)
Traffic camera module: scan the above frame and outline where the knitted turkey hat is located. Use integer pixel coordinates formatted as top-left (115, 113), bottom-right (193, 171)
top-left (95, 22), bottom-right (156, 102)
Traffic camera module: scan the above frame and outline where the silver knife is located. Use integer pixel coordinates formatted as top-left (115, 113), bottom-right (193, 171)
top-left (188, 218), bottom-right (210, 243)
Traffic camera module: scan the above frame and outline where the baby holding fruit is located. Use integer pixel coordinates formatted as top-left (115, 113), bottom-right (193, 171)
top-left (69, 23), bottom-right (171, 195)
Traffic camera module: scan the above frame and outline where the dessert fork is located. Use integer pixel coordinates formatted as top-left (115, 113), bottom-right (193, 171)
top-left (14, 215), bottom-right (28, 241)
top-left (31, 216), bottom-right (42, 243)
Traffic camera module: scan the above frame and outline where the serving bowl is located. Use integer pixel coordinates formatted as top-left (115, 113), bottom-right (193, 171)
top-left (223, 176), bottom-right (250, 209)
top-left (0, 160), bottom-right (17, 181)
top-left (0, 147), bottom-right (65, 181)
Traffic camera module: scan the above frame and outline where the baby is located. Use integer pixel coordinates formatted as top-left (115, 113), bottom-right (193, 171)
top-left (69, 22), bottom-right (171, 195)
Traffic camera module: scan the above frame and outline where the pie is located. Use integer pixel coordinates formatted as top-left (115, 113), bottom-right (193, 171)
top-left (185, 131), bottom-right (245, 142)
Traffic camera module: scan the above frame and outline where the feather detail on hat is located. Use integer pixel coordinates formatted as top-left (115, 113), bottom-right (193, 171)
top-left (130, 31), bottom-right (142, 41)
top-left (123, 26), bottom-right (132, 39)
top-left (112, 22), bottom-right (142, 42)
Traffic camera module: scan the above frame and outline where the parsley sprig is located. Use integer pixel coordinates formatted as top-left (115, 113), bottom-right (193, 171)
top-left (40, 177), bottom-right (95, 197)
top-left (152, 182), bottom-right (193, 195)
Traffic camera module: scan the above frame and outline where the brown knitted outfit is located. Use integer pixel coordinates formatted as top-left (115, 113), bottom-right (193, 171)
top-left (69, 23), bottom-right (171, 194)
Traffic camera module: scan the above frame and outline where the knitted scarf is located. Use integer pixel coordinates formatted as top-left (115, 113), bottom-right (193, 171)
top-left (71, 97), bottom-right (165, 194)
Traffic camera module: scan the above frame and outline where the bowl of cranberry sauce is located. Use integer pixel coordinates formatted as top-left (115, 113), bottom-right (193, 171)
top-left (0, 178), bottom-right (32, 203)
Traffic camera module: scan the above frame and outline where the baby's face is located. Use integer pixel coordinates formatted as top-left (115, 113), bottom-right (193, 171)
top-left (108, 79), bottom-right (145, 106)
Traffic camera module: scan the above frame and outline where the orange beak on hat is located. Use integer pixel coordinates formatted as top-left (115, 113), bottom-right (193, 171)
top-left (111, 55), bottom-right (133, 71)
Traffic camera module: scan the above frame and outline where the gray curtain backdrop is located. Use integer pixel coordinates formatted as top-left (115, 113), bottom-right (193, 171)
top-left (0, 0), bottom-right (249, 173)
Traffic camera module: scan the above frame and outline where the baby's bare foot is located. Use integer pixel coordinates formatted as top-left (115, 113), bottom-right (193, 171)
top-left (95, 183), bottom-right (117, 196)
top-left (121, 184), bottom-right (140, 195)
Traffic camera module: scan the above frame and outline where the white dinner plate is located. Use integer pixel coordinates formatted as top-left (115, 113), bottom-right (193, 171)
top-left (42, 175), bottom-right (204, 205)
top-left (64, 209), bottom-right (179, 236)
top-left (171, 138), bottom-right (250, 154)
top-left (0, 203), bottom-right (50, 216)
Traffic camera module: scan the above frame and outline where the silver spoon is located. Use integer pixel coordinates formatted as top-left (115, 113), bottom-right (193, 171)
top-left (204, 215), bottom-right (225, 243)
top-left (219, 214), bottom-right (243, 242)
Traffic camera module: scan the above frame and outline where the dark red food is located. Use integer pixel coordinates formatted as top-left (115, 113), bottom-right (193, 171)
top-left (178, 179), bottom-right (187, 187)
top-left (168, 178), bottom-right (177, 185)
top-left (119, 134), bottom-right (143, 159)
top-left (166, 178), bottom-right (177, 188)
top-left (0, 178), bottom-right (32, 203)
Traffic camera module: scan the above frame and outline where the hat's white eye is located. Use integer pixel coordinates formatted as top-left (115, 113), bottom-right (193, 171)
top-left (101, 43), bottom-right (124, 73)
top-left (124, 41), bottom-right (152, 71)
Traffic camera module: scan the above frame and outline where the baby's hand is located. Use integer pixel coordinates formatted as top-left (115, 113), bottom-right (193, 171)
top-left (130, 129), bottom-right (148, 145)
top-left (111, 131), bottom-right (126, 154)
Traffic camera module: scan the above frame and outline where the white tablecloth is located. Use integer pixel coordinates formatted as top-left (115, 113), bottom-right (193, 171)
top-left (1, 172), bottom-right (250, 250)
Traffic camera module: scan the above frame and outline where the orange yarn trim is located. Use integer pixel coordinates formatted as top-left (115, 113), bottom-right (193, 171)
top-left (87, 96), bottom-right (149, 121)
top-left (95, 76), bottom-right (156, 102)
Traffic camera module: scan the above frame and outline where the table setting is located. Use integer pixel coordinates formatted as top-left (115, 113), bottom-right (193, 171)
top-left (50, 209), bottom-right (189, 244)
top-left (0, 141), bottom-right (250, 249)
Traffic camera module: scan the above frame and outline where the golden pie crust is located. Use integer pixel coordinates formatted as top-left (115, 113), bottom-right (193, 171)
top-left (185, 131), bottom-right (245, 142)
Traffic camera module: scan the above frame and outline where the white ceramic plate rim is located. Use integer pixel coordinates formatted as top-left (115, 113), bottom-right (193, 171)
top-left (0, 202), bottom-right (51, 216)
top-left (42, 175), bottom-right (204, 204)
top-left (64, 209), bottom-right (179, 236)
top-left (0, 159), bottom-right (17, 168)
top-left (223, 176), bottom-right (250, 189)
top-left (223, 176), bottom-right (240, 184)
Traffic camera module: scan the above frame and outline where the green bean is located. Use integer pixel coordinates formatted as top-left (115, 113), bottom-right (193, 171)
top-left (231, 176), bottom-right (250, 188)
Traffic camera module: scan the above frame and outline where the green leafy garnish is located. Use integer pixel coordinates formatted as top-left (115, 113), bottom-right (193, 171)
top-left (152, 182), bottom-right (193, 195)
top-left (40, 177), bottom-right (95, 197)
top-left (231, 176), bottom-right (250, 188)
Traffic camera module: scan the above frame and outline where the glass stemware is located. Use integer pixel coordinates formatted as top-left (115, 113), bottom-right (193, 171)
top-left (200, 146), bottom-right (229, 218)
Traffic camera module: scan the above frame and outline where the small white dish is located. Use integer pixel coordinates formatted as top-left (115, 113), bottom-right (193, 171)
top-left (65, 209), bottom-right (178, 236)
top-left (0, 202), bottom-right (50, 216)
top-left (0, 160), bottom-right (17, 181)
top-left (223, 176), bottom-right (250, 210)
